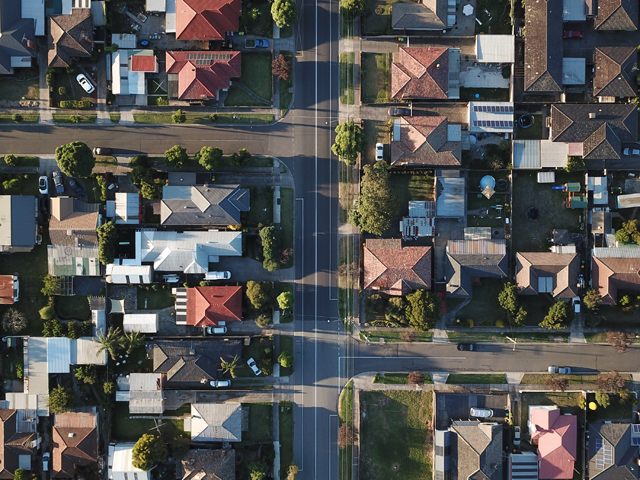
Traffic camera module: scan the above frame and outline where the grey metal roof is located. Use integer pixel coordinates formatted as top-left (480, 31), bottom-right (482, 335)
top-left (593, 246), bottom-right (640, 258)
top-left (524, 0), bottom-right (563, 92)
top-left (190, 403), bottom-right (242, 442)
top-left (513, 140), bottom-right (541, 169)
top-left (435, 177), bottom-right (465, 218)
top-left (0, 196), bottom-right (37, 248)
top-left (0, 0), bottom-right (36, 75)
top-left (161, 184), bottom-right (250, 226)
top-left (391, 0), bottom-right (447, 30)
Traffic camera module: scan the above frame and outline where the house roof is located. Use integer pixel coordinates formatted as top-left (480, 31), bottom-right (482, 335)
top-left (594, 47), bottom-right (638, 98)
top-left (48, 9), bottom-right (93, 67)
top-left (451, 421), bottom-right (503, 480)
top-left (179, 449), bottom-right (235, 480)
top-left (391, 47), bottom-right (449, 100)
top-left (516, 252), bottom-right (580, 299)
top-left (108, 444), bottom-right (151, 480)
top-left (166, 51), bottom-right (241, 100)
top-left (524, 0), bottom-right (563, 92)
top-left (176, 0), bottom-right (241, 40)
top-left (186, 286), bottom-right (242, 327)
top-left (0, 0), bottom-right (37, 75)
top-left (391, 0), bottom-right (447, 30)
top-left (588, 423), bottom-right (639, 480)
top-left (0, 196), bottom-right (37, 249)
top-left (49, 197), bottom-right (100, 247)
top-left (530, 408), bottom-right (577, 479)
top-left (550, 104), bottom-right (637, 160)
top-left (446, 240), bottom-right (508, 297)
top-left (47, 245), bottom-right (100, 277)
top-left (391, 116), bottom-right (461, 166)
top-left (0, 409), bottom-right (36, 479)
top-left (52, 411), bottom-right (98, 478)
top-left (130, 54), bottom-right (157, 72)
top-left (0, 276), bottom-right (15, 305)
top-left (363, 239), bottom-right (432, 295)
top-left (594, 0), bottom-right (638, 31)
top-left (161, 184), bottom-right (250, 226)
top-left (592, 255), bottom-right (640, 305)
top-left (189, 403), bottom-right (242, 442)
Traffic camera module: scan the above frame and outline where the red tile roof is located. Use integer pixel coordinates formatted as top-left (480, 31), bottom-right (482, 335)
top-left (530, 408), bottom-right (576, 479)
top-left (176, 0), bottom-right (241, 40)
top-left (166, 51), bottom-right (241, 100)
top-left (364, 239), bottom-right (432, 295)
top-left (131, 55), bottom-right (157, 72)
top-left (187, 286), bottom-right (242, 327)
top-left (592, 256), bottom-right (640, 305)
top-left (391, 116), bottom-right (461, 166)
top-left (391, 47), bottom-right (449, 100)
top-left (0, 276), bottom-right (15, 304)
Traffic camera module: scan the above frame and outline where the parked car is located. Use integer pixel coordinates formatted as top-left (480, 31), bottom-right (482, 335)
top-left (205, 271), bottom-right (231, 280)
top-left (76, 73), bottom-right (95, 94)
top-left (42, 452), bottom-right (50, 472)
top-left (623, 148), bottom-right (640, 156)
top-left (563, 30), bottom-right (583, 39)
top-left (375, 143), bottom-right (384, 161)
top-left (548, 366), bottom-right (572, 374)
top-left (93, 147), bottom-right (112, 155)
top-left (457, 343), bottom-right (475, 351)
top-left (470, 408), bottom-right (493, 418)
top-left (577, 273), bottom-right (585, 289)
top-left (247, 357), bottom-right (262, 376)
top-left (572, 296), bottom-right (581, 314)
top-left (38, 176), bottom-right (49, 195)
top-left (68, 178), bottom-right (86, 197)
top-left (513, 426), bottom-right (521, 446)
top-left (245, 39), bottom-right (269, 48)
top-left (209, 379), bottom-right (231, 388)
top-left (52, 171), bottom-right (64, 194)
top-left (205, 326), bottom-right (228, 335)
top-left (39, 197), bottom-right (49, 217)
top-left (388, 107), bottom-right (411, 117)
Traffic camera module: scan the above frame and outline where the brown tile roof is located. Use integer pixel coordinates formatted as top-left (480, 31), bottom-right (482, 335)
top-left (593, 47), bottom-right (637, 98)
top-left (391, 0), bottom-right (447, 30)
top-left (592, 256), bottom-right (640, 305)
top-left (524, 0), bottom-right (563, 92)
top-left (186, 286), bottom-right (242, 327)
top-left (176, 0), bottom-right (241, 40)
top-left (594, 0), bottom-right (638, 31)
top-left (0, 276), bottom-right (15, 305)
top-left (48, 9), bottom-right (93, 67)
top-left (49, 197), bottom-right (99, 247)
top-left (130, 55), bottom-right (157, 72)
top-left (391, 116), bottom-right (461, 166)
top-left (391, 47), bottom-right (449, 100)
top-left (166, 51), bottom-right (241, 100)
top-left (52, 412), bottom-right (98, 478)
top-left (0, 410), bottom-right (36, 479)
top-left (516, 252), bottom-right (579, 299)
top-left (364, 239), bottom-right (432, 295)
top-left (180, 449), bottom-right (235, 480)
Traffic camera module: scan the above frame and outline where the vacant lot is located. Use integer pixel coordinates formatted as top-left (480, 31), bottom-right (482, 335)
top-left (137, 287), bottom-right (175, 310)
top-left (225, 52), bottom-right (273, 106)
top-left (360, 391), bottom-right (432, 480)
top-left (361, 53), bottom-right (389, 104)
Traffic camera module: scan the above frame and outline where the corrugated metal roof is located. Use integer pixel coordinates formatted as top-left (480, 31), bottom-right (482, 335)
top-left (115, 391), bottom-right (129, 402)
top-left (593, 246), bottom-right (640, 258)
top-left (130, 373), bottom-right (162, 391)
top-left (109, 444), bottom-right (151, 480)
top-left (464, 227), bottom-right (492, 240)
top-left (75, 338), bottom-right (107, 365)
top-left (540, 141), bottom-right (568, 168)
top-left (129, 391), bottom-right (164, 414)
top-left (513, 140), bottom-right (541, 169)
top-left (123, 314), bottom-right (158, 333)
top-left (476, 35), bottom-right (515, 63)
top-left (26, 338), bottom-right (49, 395)
top-left (617, 193), bottom-right (640, 208)
top-left (47, 338), bottom-right (71, 373)
top-left (436, 177), bottom-right (465, 218)
top-left (562, 57), bottom-right (586, 85)
top-left (111, 33), bottom-right (137, 49)
top-left (448, 239), bottom-right (506, 255)
top-left (537, 171), bottom-right (556, 183)
top-left (105, 264), bottom-right (152, 284)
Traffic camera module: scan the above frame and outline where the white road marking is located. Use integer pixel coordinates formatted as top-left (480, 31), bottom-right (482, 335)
top-left (295, 198), bottom-right (305, 472)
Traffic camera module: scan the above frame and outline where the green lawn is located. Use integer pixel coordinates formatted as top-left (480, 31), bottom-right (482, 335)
top-left (56, 296), bottom-right (91, 320)
top-left (133, 113), bottom-right (209, 124)
top-left (373, 373), bottom-right (433, 384)
top-left (515, 114), bottom-right (543, 140)
top-left (219, 155), bottom-right (274, 169)
top-left (339, 380), bottom-right (354, 425)
top-left (361, 53), bottom-right (390, 104)
top-left (0, 76), bottom-right (39, 101)
top-left (112, 403), bottom-right (186, 442)
top-left (225, 52), bottom-right (273, 106)
top-left (360, 391), bottom-right (432, 480)
top-left (52, 114), bottom-right (97, 123)
top-left (339, 52), bottom-right (354, 105)
top-left (447, 374), bottom-right (507, 384)
top-left (279, 335), bottom-right (294, 376)
top-left (112, 345), bottom-right (153, 376)
top-left (212, 113), bottom-right (274, 124)
top-left (587, 392), bottom-right (633, 421)
top-left (446, 330), bottom-right (570, 343)
top-left (360, 330), bottom-right (433, 342)
top-left (232, 336), bottom-right (273, 378)
top-left (457, 279), bottom-right (504, 324)
top-left (460, 87), bottom-right (510, 101)
top-left (109, 113), bottom-right (120, 123)
top-left (363, 119), bottom-right (388, 165)
top-left (242, 186), bottom-right (273, 228)
top-left (383, 172), bottom-right (435, 237)
top-left (0, 113), bottom-right (39, 123)
top-left (279, 401), bottom-right (294, 476)
top-left (338, 235), bottom-right (357, 321)
top-left (362, 0), bottom-right (394, 34)
top-left (242, 403), bottom-right (273, 442)
top-left (476, 0), bottom-right (512, 34)
top-left (279, 51), bottom-right (294, 113)
top-left (136, 287), bottom-right (175, 310)
top-left (0, 156), bottom-right (39, 167)
top-left (521, 373), bottom-right (632, 385)
top-left (280, 187), bottom-right (294, 268)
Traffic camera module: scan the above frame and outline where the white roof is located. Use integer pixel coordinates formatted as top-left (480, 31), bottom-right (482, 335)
top-left (563, 0), bottom-right (587, 21)
top-left (25, 337), bottom-right (48, 395)
top-left (21, 0), bottom-right (45, 36)
top-left (476, 35), bottom-right (515, 63)
top-left (146, 0), bottom-right (166, 11)
top-left (47, 337), bottom-right (71, 373)
top-left (109, 444), bottom-right (151, 480)
top-left (115, 193), bottom-right (140, 224)
top-left (123, 314), bottom-right (158, 333)
top-left (105, 264), bottom-right (152, 284)
top-left (165, 0), bottom-right (176, 32)
top-left (111, 33), bottom-right (137, 49)
top-left (537, 171), bottom-right (556, 183)
top-left (469, 102), bottom-right (514, 133)
top-left (540, 141), bottom-right (568, 168)
top-left (75, 337), bottom-right (107, 365)
top-left (562, 58), bottom-right (585, 85)
top-left (130, 373), bottom-right (162, 391)
top-left (111, 51), bottom-right (146, 96)
top-left (617, 194), bottom-right (640, 209)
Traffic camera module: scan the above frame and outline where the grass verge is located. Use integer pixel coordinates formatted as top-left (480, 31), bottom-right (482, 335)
top-left (0, 156), bottom-right (39, 167)
top-left (279, 401), bottom-right (294, 476)
top-left (279, 335), bottom-right (294, 376)
top-left (446, 373), bottom-right (507, 384)
top-left (360, 330), bottom-right (432, 342)
top-left (52, 114), bottom-right (97, 123)
top-left (0, 113), bottom-right (39, 123)
top-left (521, 373), bottom-right (631, 385)
top-left (339, 52), bottom-right (354, 105)
top-left (280, 187), bottom-right (294, 268)
top-left (373, 372), bottom-right (433, 384)
top-left (279, 51), bottom-right (294, 113)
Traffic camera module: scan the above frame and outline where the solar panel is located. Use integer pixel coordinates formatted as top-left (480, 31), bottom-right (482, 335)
top-left (632, 437), bottom-right (640, 446)
top-left (632, 425), bottom-right (640, 433)
top-left (595, 438), bottom-right (603, 450)
top-left (603, 445), bottom-right (613, 465)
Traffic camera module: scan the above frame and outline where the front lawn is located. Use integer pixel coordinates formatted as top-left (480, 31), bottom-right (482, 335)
top-left (136, 287), bottom-right (175, 310)
top-left (360, 391), bottom-right (433, 480)
top-left (0, 76), bottom-right (39, 101)
top-left (242, 186), bottom-right (273, 228)
top-left (56, 295), bottom-right (91, 320)
top-left (50, 69), bottom-right (95, 108)
top-left (1, 174), bottom-right (39, 196)
top-left (587, 392), bottom-right (633, 421)
top-left (242, 403), bottom-right (272, 442)
top-left (457, 279), bottom-right (504, 325)
top-left (279, 401), bottom-right (294, 476)
top-left (0, 156), bottom-right (39, 168)
top-left (225, 52), bottom-right (273, 106)
top-left (361, 53), bottom-right (389, 104)
top-left (362, 0), bottom-right (394, 34)
top-left (446, 374), bottom-right (507, 384)
top-left (339, 52), bottom-right (354, 105)
top-left (382, 171), bottom-right (435, 237)
top-left (373, 372), bottom-right (433, 384)
top-left (232, 336), bottom-right (274, 378)
top-left (112, 402), bottom-right (186, 442)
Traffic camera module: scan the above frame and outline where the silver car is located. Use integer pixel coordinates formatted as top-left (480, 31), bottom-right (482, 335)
top-left (76, 73), bottom-right (95, 94)
top-left (247, 357), bottom-right (262, 376)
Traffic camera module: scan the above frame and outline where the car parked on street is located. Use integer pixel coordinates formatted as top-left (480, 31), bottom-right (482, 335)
top-left (375, 143), bottom-right (384, 161)
top-left (93, 147), bottom-right (112, 155)
top-left (563, 30), bottom-right (583, 39)
top-left (52, 171), bottom-right (64, 194)
top-left (205, 326), bottom-right (227, 335)
top-left (209, 379), bottom-right (231, 388)
top-left (623, 148), bottom-right (640, 156)
top-left (457, 343), bottom-right (475, 351)
top-left (388, 107), bottom-right (411, 116)
top-left (76, 73), bottom-right (95, 94)
top-left (548, 366), bottom-right (572, 374)
top-left (38, 176), bottom-right (49, 195)
top-left (68, 178), bottom-right (86, 197)
top-left (247, 357), bottom-right (262, 376)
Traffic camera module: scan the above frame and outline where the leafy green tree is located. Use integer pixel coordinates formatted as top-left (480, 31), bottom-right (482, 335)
top-left (260, 225), bottom-right (280, 261)
top-left (341, 0), bottom-right (366, 15)
top-left (4, 154), bottom-right (17, 166)
top-left (165, 145), bottom-right (188, 169)
top-left (263, 258), bottom-right (279, 271)
top-left (130, 166), bottom-right (154, 185)
top-left (277, 291), bottom-right (294, 311)
top-left (123, 330), bottom-right (145, 354)
top-left (352, 161), bottom-right (396, 235)
top-left (171, 436), bottom-right (191, 460)
top-left (55, 141), bottom-right (95, 178)
top-left (132, 434), bottom-right (168, 471)
top-left (172, 109), bottom-right (186, 123)
top-left (385, 297), bottom-right (407, 325)
top-left (94, 327), bottom-right (123, 360)
top-left (42, 275), bottom-right (61, 296)
top-left (331, 121), bottom-right (364, 166)
top-left (583, 289), bottom-right (602, 310)
top-left (271, 0), bottom-right (297, 28)
top-left (246, 281), bottom-right (274, 311)
top-left (14, 469), bottom-right (28, 480)
top-left (104, 382), bottom-right (117, 394)
top-left (278, 350), bottom-right (294, 368)
top-left (405, 290), bottom-right (440, 331)
top-left (595, 391), bottom-right (610, 408)
top-left (43, 319), bottom-right (66, 337)
top-left (255, 314), bottom-right (271, 328)
top-left (565, 156), bottom-right (585, 172)
top-left (197, 146), bottom-right (223, 171)
top-left (615, 229), bottom-right (630, 244)
top-left (618, 388), bottom-right (638, 404)
top-left (97, 221), bottom-right (117, 265)
top-left (616, 220), bottom-right (640, 245)
top-left (2, 179), bottom-right (19, 190)
top-left (47, 385), bottom-right (76, 414)
top-left (513, 307), bottom-right (528, 327)
top-left (140, 181), bottom-right (162, 200)
top-left (220, 354), bottom-right (239, 378)
top-left (66, 320), bottom-right (79, 339)
top-left (539, 301), bottom-right (568, 330)
top-left (249, 461), bottom-right (268, 480)
top-left (230, 148), bottom-right (252, 166)
top-left (75, 365), bottom-right (97, 385)
top-left (498, 282), bottom-right (518, 317)
top-left (39, 305), bottom-right (56, 320)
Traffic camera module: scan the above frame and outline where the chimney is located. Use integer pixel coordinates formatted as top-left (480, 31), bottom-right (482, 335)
top-left (589, 112), bottom-right (597, 119)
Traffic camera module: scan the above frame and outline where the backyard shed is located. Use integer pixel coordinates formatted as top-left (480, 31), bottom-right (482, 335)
top-left (123, 314), bottom-right (158, 333)
top-left (109, 444), bottom-right (151, 480)
top-left (537, 171), bottom-right (555, 183)
top-left (617, 193), bottom-right (640, 208)
top-left (569, 196), bottom-right (588, 208)
top-left (435, 177), bottom-right (466, 218)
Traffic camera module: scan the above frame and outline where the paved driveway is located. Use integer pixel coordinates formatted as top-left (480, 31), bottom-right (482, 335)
top-left (436, 392), bottom-right (509, 428)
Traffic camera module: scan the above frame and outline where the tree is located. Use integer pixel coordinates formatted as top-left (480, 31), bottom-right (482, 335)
top-left (246, 281), bottom-right (274, 311)
top-left (271, 0), bottom-right (297, 28)
top-left (248, 461), bottom-right (268, 480)
top-left (14, 469), bottom-right (28, 480)
top-left (47, 385), bottom-right (75, 414)
top-left (619, 388), bottom-right (638, 404)
top-left (615, 229), bottom-right (631, 244)
top-left (1, 308), bottom-right (26, 333)
top-left (353, 161), bottom-right (396, 235)
top-left (165, 145), bottom-right (188, 169)
top-left (545, 376), bottom-right (568, 392)
top-left (123, 330), bottom-right (145, 354)
top-left (331, 121), bottom-right (364, 166)
top-left (39, 305), bottom-right (56, 320)
top-left (596, 371), bottom-right (626, 394)
top-left (277, 291), bottom-right (294, 311)
top-left (43, 319), bottom-right (66, 337)
top-left (498, 282), bottom-right (518, 317)
top-left (140, 181), bottom-right (162, 200)
top-left (55, 141), bottom-right (95, 178)
top-left (278, 350), bottom-right (294, 368)
top-left (255, 314), bottom-right (271, 328)
top-left (94, 327), bottom-right (123, 360)
top-left (172, 109), bottom-right (186, 123)
top-left (104, 382), bottom-right (116, 394)
top-left (260, 225), bottom-right (281, 261)
top-left (595, 391), bottom-right (611, 408)
top-left (130, 166), bottom-right (154, 186)
top-left (230, 148), bottom-right (252, 166)
top-left (97, 221), bottom-right (117, 265)
top-left (272, 54), bottom-right (292, 80)
top-left (338, 424), bottom-right (354, 449)
top-left (565, 156), bottom-right (585, 172)
top-left (405, 290), bottom-right (440, 331)
top-left (42, 274), bottom-right (61, 296)
top-left (286, 464), bottom-right (299, 480)
top-left (513, 307), bottom-right (528, 327)
top-left (408, 371), bottom-right (424, 385)
top-left (607, 331), bottom-right (631, 353)
top-left (615, 220), bottom-right (640, 245)
top-left (385, 297), bottom-right (407, 325)
top-left (539, 301), bottom-right (568, 330)
top-left (341, 0), bottom-right (366, 15)
top-left (220, 354), bottom-right (239, 378)
top-left (4, 154), bottom-right (17, 166)
top-left (67, 321), bottom-right (79, 339)
top-left (105, 43), bottom-right (119, 53)
top-left (196, 146), bottom-right (223, 171)
top-left (132, 434), bottom-right (168, 471)
top-left (75, 365), bottom-right (97, 385)
top-left (583, 288), bottom-right (602, 310)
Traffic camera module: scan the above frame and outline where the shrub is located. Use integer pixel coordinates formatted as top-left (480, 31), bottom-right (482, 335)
top-left (58, 86), bottom-right (67, 95)
top-left (156, 97), bottom-right (168, 106)
top-left (15, 363), bottom-right (23, 379)
top-left (467, 319), bottom-right (474, 328)
top-left (4, 154), bottom-right (17, 166)
top-left (46, 72), bottom-right (54, 88)
top-left (278, 350), bottom-right (294, 368)
top-left (408, 371), bottom-right (424, 385)
top-left (172, 109), bottom-right (186, 123)
top-left (2, 179), bottom-right (19, 190)
top-left (39, 305), bottom-right (56, 320)
top-left (11, 114), bottom-right (22, 123)
top-left (60, 100), bottom-right (91, 109)
top-left (230, 148), bottom-right (252, 166)
top-left (255, 314), bottom-right (271, 328)
top-left (338, 424), bottom-right (354, 449)
top-left (495, 319), bottom-right (505, 328)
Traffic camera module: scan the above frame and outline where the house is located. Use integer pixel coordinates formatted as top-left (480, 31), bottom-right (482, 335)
top-left (179, 449), bottom-right (235, 480)
top-left (549, 104), bottom-right (637, 161)
top-left (0, 409), bottom-right (38, 477)
top-left (106, 193), bottom-right (141, 225)
top-left (112, 50), bottom-right (158, 97)
top-left (0, 275), bottom-right (19, 304)
top-left (185, 403), bottom-right (242, 442)
top-left (49, 197), bottom-right (100, 247)
top-left (115, 373), bottom-right (164, 414)
top-left (123, 313), bottom-right (158, 333)
top-left (444, 420), bottom-right (503, 480)
top-left (363, 239), bottom-right (432, 295)
top-left (594, 0), bottom-right (638, 31)
top-left (446, 239), bottom-right (508, 297)
top-left (153, 339), bottom-right (242, 388)
top-left (529, 406), bottom-right (577, 479)
top-left (161, 184), bottom-right (250, 226)
top-left (175, 0), bottom-right (241, 40)
top-left (512, 140), bottom-right (569, 169)
top-left (48, 9), bottom-right (93, 67)
top-left (47, 245), bottom-right (100, 276)
top-left (469, 102), bottom-right (515, 134)
top-left (0, 0), bottom-right (37, 75)
top-left (176, 286), bottom-right (242, 327)
top-left (516, 252), bottom-right (580, 299)
top-left (591, 247), bottom-right (640, 304)
top-left (391, 47), bottom-right (460, 100)
top-left (524, 0), bottom-right (563, 93)
top-left (166, 50), bottom-right (241, 100)
top-left (0, 196), bottom-right (38, 253)
top-left (391, 0), bottom-right (453, 31)
top-left (593, 47), bottom-right (638, 99)
top-left (52, 409), bottom-right (98, 478)
top-left (108, 443), bottom-right (151, 480)
top-left (588, 423), bottom-right (639, 480)
top-left (390, 116), bottom-right (462, 166)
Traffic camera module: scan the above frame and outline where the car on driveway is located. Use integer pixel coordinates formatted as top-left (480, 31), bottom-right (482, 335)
top-left (457, 343), bottom-right (475, 351)
top-left (68, 178), bottom-right (86, 197)
top-left (52, 171), bottom-right (64, 194)
top-left (42, 452), bottom-right (50, 472)
top-left (513, 426), bottom-right (521, 445)
top-left (38, 176), bottom-right (49, 195)
top-left (375, 143), bottom-right (384, 161)
top-left (76, 73), bottom-right (95, 94)
top-left (563, 30), bottom-right (583, 39)
top-left (247, 357), bottom-right (262, 376)
top-left (388, 107), bottom-right (411, 116)
top-left (209, 379), bottom-right (231, 388)
top-left (470, 407), bottom-right (493, 418)
top-left (93, 147), bottom-right (112, 155)
top-left (548, 366), bottom-right (572, 374)
top-left (572, 296), bottom-right (581, 314)
top-left (205, 326), bottom-right (227, 335)
top-left (623, 148), bottom-right (640, 156)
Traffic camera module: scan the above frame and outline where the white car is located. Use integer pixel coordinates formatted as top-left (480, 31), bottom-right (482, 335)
top-left (42, 452), bottom-right (50, 472)
top-left (572, 297), bottom-right (581, 314)
top-left (205, 326), bottom-right (227, 335)
top-left (548, 366), bottom-right (572, 374)
top-left (76, 73), bottom-right (95, 94)
top-left (38, 176), bottom-right (49, 195)
top-left (209, 379), bottom-right (231, 388)
top-left (247, 357), bottom-right (262, 376)
top-left (470, 407), bottom-right (493, 418)
top-left (623, 148), bottom-right (640, 156)
top-left (513, 426), bottom-right (521, 446)
top-left (375, 142), bottom-right (384, 161)
top-left (205, 271), bottom-right (231, 280)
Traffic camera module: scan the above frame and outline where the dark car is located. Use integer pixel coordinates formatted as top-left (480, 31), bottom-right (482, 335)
top-left (388, 107), bottom-right (411, 116)
top-left (563, 30), bottom-right (583, 39)
top-left (52, 171), bottom-right (64, 195)
top-left (68, 178), bottom-right (86, 197)
top-left (457, 343), bottom-right (475, 351)
top-left (39, 197), bottom-right (49, 217)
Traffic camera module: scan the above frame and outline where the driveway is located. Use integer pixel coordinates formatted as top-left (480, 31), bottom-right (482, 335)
top-left (436, 392), bottom-right (509, 428)
top-left (215, 256), bottom-right (294, 282)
